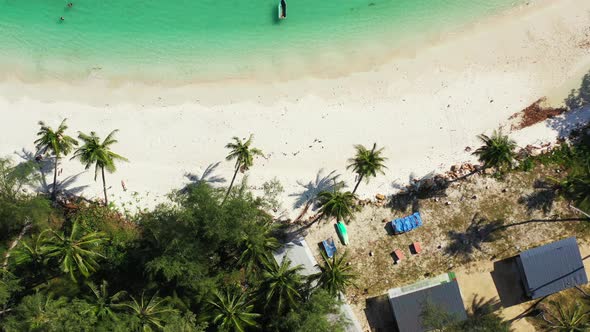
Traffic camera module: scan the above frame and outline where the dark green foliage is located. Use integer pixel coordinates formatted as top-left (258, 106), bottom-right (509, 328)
top-left (311, 251), bottom-right (356, 296)
top-left (317, 189), bottom-right (356, 222)
top-left (208, 288), bottom-right (260, 332)
top-left (259, 257), bottom-right (304, 314)
top-left (281, 290), bottom-right (348, 332)
top-left (347, 143), bottom-right (387, 194)
top-left (473, 130), bottom-right (517, 173)
top-left (0, 158), bottom-right (51, 242)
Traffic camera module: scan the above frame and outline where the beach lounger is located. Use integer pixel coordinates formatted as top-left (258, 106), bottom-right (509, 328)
top-left (393, 249), bottom-right (405, 263)
top-left (412, 242), bottom-right (422, 254)
top-left (322, 237), bottom-right (337, 258)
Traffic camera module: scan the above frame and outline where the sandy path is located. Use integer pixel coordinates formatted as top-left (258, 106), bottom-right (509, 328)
top-left (456, 243), bottom-right (590, 332)
top-left (0, 0), bottom-right (589, 217)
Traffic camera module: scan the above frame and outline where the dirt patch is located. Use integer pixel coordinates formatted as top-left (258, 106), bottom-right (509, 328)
top-left (509, 98), bottom-right (567, 130)
top-left (302, 165), bottom-right (587, 331)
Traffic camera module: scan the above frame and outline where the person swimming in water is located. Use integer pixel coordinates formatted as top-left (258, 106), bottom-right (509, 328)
top-left (67, 2), bottom-right (73, 7)
top-left (60, 16), bottom-right (65, 21)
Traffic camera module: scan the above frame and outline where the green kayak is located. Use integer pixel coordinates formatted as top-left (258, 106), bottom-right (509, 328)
top-left (336, 221), bottom-right (349, 245)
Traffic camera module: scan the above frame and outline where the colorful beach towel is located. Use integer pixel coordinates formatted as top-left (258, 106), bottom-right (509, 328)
top-left (391, 212), bottom-right (423, 234)
top-left (322, 238), bottom-right (337, 258)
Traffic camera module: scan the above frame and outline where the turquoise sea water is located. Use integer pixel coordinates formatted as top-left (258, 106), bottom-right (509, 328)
top-left (0, 0), bottom-right (523, 82)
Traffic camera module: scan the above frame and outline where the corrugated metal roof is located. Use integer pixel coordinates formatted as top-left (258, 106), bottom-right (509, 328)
top-left (388, 280), bottom-right (467, 332)
top-left (518, 237), bottom-right (588, 299)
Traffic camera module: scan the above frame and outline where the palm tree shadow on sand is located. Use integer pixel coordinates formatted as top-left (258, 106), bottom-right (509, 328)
top-left (181, 162), bottom-right (226, 194)
top-left (15, 148), bottom-right (89, 198)
top-left (289, 169), bottom-right (344, 222)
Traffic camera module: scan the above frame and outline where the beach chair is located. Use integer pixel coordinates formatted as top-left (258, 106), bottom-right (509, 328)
top-left (412, 242), bottom-right (422, 254)
top-left (322, 237), bottom-right (337, 258)
top-left (393, 249), bottom-right (405, 263)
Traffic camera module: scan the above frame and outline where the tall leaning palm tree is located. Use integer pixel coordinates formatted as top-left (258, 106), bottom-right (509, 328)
top-left (317, 189), bottom-right (356, 222)
top-left (311, 251), bottom-right (357, 297)
top-left (259, 257), bottom-right (304, 314)
top-left (43, 221), bottom-right (107, 281)
top-left (34, 119), bottom-right (78, 200)
top-left (223, 135), bottom-right (264, 203)
top-left (72, 130), bottom-right (128, 206)
top-left (208, 289), bottom-right (260, 332)
top-left (347, 143), bottom-right (387, 194)
top-left (473, 130), bottom-right (517, 173)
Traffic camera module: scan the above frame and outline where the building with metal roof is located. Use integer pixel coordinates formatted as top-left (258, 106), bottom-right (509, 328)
top-left (516, 237), bottom-right (588, 299)
top-left (273, 237), bottom-right (363, 332)
top-left (387, 272), bottom-right (467, 332)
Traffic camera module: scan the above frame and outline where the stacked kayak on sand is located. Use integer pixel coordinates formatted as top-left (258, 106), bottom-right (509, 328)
top-left (336, 221), bottom-right (349, 245)
top-left (391, 212), bottom-right (423, 234)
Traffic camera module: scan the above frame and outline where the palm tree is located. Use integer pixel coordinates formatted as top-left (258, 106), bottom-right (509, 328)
top-left (11, 232), bottom-right (49, 271)
top-left (541, 301), bottom-right (590, 331)
top-left (311, 251), bottom-right (356, 297)
top-left (83, 280), bottom-right (126, 321)
top-left (223, 135), bottom-right (264, 203)
top-left (34, 119), bottom-right (78, 200)
top-left (259, 257), bottom-right (304, 314)
top-left (71, 130), bottom-right (128, 206)
top-left (473, 130), bottom-right (517, 173)
top-left (347, 143), bottom-right (387, 194)
top-left (208, 289), bottom-right (260, 332)
top-left (43, 221), bottom-right (107, 281)
top-left (237, 223), bottom-right (280, 273)
top-left (121, 292), bottom-right (176, 331)
top-left (317, 189), bottom-right (356, 222)
top-left (559, 167), bottom-right (590, 214)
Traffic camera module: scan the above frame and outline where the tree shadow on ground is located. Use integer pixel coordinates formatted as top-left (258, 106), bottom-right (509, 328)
top-left (365, 294), bottom-right (397, 332)
top-left (181, 162), bottom-right (226, 193)
top-left (517, 179), bottom-right (557, 215)
top-left (445, 213), bottom-right (504, 259)
top-left (565, 71), bottom-right (590, 111)
top-left (15, 148), bottom-right (53, 193)
top-left (289, 169), bottom-right (344, 222)
top-left (389, 172), bottom-right (449, 213)
top-left (468, 295), bottom-right (502, 317)
top-left (548, 70), bottom-right (590, 138)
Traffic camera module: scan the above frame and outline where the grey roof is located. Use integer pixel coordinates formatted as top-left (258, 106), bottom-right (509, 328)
top-left (272, 237), bottom-right (320, 276)
top-left (388, 280), bottom-right (467, 332)
top-left (517, 237), bottom-right (588, 299)
top-left (273, 238), bottom-right (362, 332)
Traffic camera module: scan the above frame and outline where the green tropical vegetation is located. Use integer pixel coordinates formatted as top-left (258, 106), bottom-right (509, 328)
top-left (72, 130), bottom-right (128, 206)
top-left (317, 189), bottom-right (356, 222)
top-left (0, 122), bottom-right (351, 331)
top-left (347, 143), bottom-right (387, 194)
top-left (1, 117), bottom-right (589, 331)
top-left (34, 119), bottom-right (78, 201)
top-left (311, 251), bottom-right (356, 297)
top-left (473, 130), bottom-right (517, 174)
top-left (223, 135), bottom-right (264, 204)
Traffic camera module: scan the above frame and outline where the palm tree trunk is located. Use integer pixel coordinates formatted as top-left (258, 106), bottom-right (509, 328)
top-left (352, 174), bottom-right (364, 195)
top-left (2, 219), bottom-right (32, 270)
top-left (101, 166), bottom-right (108, 206)
top-left (51, 156), bottom-right (58, 201)
top-left (293, 201), bottom-right (312, 223)
top-left (223, 162), bottom-right (241, 204)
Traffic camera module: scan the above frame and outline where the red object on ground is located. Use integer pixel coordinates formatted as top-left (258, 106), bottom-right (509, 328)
top-left (412, 242), bottom-right (422, 254)
top-left (394, 249), bottom-right (405, 262)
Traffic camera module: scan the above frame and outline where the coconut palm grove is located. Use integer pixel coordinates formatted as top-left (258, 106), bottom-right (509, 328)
top-left (0, 119), bottom-right (588, 331)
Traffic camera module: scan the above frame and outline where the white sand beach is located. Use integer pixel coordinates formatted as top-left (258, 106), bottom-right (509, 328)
top-left (0, 0), bottom-right (589, 217)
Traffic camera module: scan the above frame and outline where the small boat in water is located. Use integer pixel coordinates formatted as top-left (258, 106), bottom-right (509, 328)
top-left (278, 0), bottom-right (287, 19)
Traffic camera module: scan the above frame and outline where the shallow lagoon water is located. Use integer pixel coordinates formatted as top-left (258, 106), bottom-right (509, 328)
top-left (0, 0), bottom-right (523, 82)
